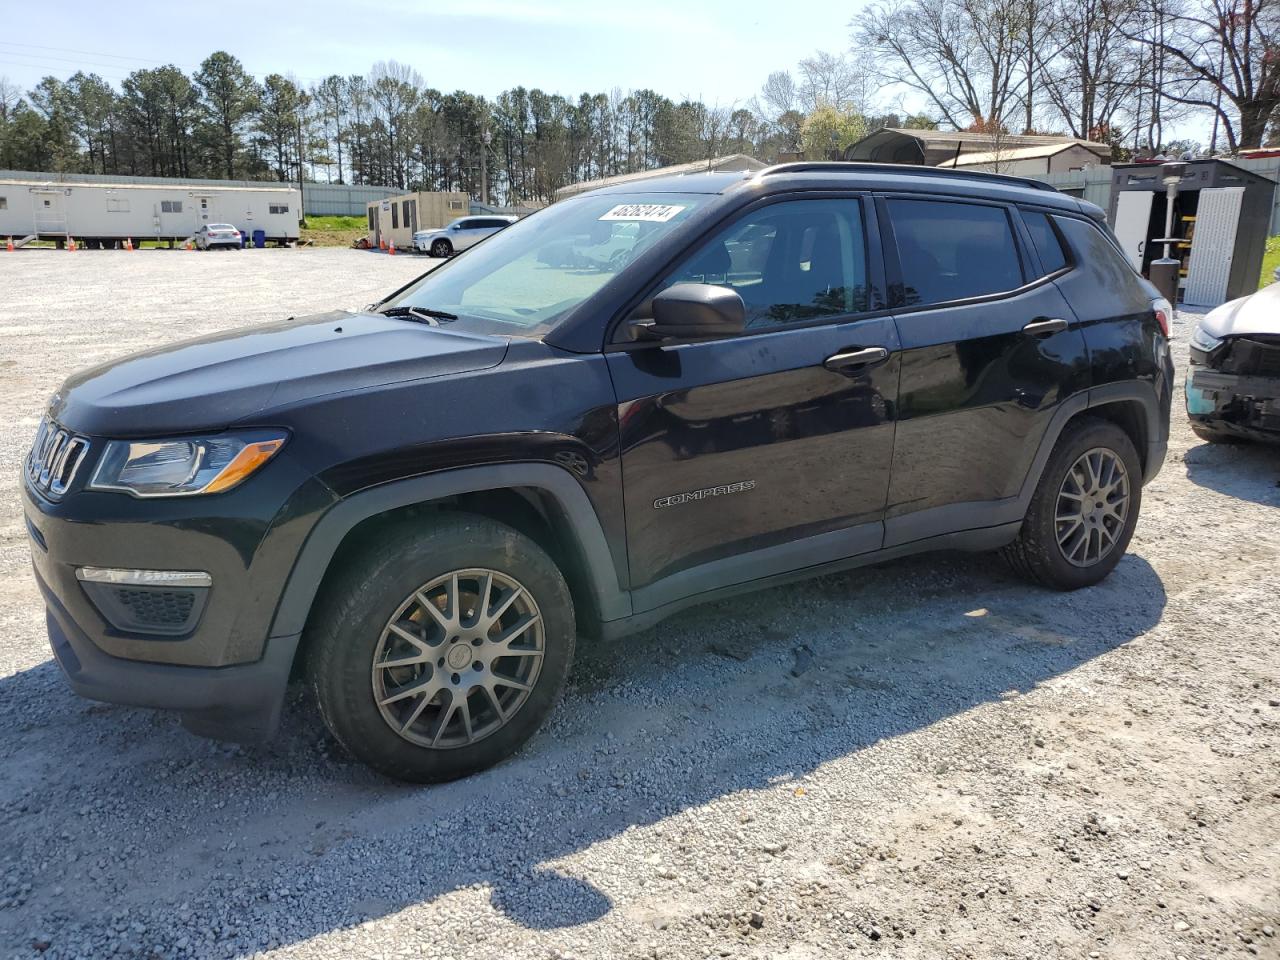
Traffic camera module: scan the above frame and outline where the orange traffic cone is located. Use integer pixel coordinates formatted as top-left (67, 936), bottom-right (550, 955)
top-left (124, 237), bottom-right (133, 251)
top-left (388, 240), bottom-right (396, 256)
top-left (67, 237), bottom-right (78, 252)
top-left (5, 237), bottom-right (13, 253)
top-left (379, 237), bottom-right (387, 251)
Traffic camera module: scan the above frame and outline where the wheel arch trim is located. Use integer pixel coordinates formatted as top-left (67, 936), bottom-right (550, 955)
top-left (268, 464), bottom-right (631, 639)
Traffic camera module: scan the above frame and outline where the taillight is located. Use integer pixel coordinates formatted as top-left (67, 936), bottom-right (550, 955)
top-left (1152, 297), bottom-right (1172, 338)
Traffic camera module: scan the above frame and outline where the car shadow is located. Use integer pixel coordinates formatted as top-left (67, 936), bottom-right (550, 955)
top-left (0, 550), bottom-right (1167, 953)
top-left (1183, 438), bottom-right (1280, 506)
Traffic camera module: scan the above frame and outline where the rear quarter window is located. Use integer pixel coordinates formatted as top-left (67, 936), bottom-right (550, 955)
top-left (1022, 210), bottom-right (1069, 275)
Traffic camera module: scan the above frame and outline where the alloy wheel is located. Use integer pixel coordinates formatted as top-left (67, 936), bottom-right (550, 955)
top-left (371, 568), bottom-right (544, 749)
top-left (1055, 447), bottom-right (1130, 567)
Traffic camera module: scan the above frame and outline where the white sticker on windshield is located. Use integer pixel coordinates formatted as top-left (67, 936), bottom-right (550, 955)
top-left (599, 203), bottom-right (686, 223)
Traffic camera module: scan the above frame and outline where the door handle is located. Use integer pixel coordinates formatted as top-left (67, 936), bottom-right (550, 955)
top-left (1021, 317), bottom-right (1069, 336)
top-left (824, 346), bottom-right (890, 373)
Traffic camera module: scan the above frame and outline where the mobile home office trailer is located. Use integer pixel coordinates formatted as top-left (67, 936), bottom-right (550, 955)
top-left (0, 176), bottom-right (301, 247)
top-left (366, 191), bottom-right (470, 250)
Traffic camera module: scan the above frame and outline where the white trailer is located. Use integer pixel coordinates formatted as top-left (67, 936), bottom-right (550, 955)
top-left (0, 177), bottom-right (301, 248)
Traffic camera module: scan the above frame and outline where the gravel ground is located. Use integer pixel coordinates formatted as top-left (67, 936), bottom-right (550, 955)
top-left (0, 248), bottom-right (1277, 960)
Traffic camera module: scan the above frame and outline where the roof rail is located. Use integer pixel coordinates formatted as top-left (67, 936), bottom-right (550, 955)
top-left (754, 161), bottom-right (1060, 194)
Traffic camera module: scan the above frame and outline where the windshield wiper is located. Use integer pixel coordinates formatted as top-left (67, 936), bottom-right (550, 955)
top-left (379, 305), bottom-right (458, 324)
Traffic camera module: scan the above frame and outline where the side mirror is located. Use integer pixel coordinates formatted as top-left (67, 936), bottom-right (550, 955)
top-left (634, 283), bottom-right (746, 341)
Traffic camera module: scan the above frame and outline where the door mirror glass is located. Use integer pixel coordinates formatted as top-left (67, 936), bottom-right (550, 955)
top-left (639, 283), bottom-right (745, 340)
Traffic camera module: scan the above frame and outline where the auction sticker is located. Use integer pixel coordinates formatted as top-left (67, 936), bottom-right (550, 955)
top-left (599, 203), bottom-right (686, 222)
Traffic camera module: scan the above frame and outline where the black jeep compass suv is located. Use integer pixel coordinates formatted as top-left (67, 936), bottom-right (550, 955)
top-left (23, 163), bottom-right (1174, 782)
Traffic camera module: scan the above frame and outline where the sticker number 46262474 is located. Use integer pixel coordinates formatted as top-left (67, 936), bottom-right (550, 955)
top-left (599, 203), bottom-right (686, 223)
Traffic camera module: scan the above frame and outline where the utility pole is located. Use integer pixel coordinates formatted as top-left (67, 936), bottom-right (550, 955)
top-left (481, 128), bottom-right (492, 206)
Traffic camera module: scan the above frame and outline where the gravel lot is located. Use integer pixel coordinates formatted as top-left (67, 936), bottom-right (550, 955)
top-left (0, 249), bottom-right (1277, 960)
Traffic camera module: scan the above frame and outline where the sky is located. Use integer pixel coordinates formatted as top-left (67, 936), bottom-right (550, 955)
top-left (0, 0), bottom-right (858, 108)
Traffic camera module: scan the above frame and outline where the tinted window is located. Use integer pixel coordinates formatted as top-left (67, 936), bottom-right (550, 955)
top-left (888, 199), bottom-right (1024, 306)
top-left (391, 203), bottom-right (399, 229)
top-left (1022, 210), bottom-right (1068, 275)
top-left (659, 198), bottom-right (869, 330)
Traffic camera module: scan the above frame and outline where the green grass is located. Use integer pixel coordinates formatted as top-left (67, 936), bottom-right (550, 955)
top-left (300, 214), bottom-right (367, 247)
top-left (1262, 235), bottom-right (1280, 289)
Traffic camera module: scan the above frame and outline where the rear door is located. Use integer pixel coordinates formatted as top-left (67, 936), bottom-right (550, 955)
top-left (608, 194), bottom-right (900, 611)
top-left (880, 195), bottom-right (1090, 546)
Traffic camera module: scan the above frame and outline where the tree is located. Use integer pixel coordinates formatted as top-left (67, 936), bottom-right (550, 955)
top-left (800, 104), bottom-right (871, 157)
top-left (855, 0), bottom-right (1029, 130)
top-left (796, 51), bottom-right (871, 113)
top-left (1126, 0), bottom-right (1280, 150)
top-left (194, 52), bottom-right (258, 179)
top-left (256, 74), bottom-right (307, 182)
top-left (1038, 0), bottom-right (1138, 139)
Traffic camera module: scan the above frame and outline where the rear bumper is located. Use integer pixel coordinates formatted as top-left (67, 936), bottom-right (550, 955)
top-left (1186, 367), bottom-right (1280, 440)
top-left (37, 563), bottom-right (299, 741)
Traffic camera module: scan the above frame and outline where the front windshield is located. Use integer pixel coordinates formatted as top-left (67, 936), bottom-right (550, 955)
top-left (380, 192), bottom-right (710, 336)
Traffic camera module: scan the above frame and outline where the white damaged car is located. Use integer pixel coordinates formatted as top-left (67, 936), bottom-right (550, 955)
top-left (1186, 278), bottom-right (1280, 443)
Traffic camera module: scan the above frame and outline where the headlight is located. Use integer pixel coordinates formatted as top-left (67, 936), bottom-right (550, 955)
top-left (89, 430), bottom-right (286, 498)
top-left (1189, 324), bottom-right (1223, 353)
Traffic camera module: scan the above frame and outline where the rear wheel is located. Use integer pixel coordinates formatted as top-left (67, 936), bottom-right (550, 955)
top-left (430, 239), bottom-right (452, 258)
top-left (1191, 422), bottom-right (1246, 445)
top-left (308, 513), bottom-right (575, 782)
top-left (1003, 417), bottom-right (1142, 590)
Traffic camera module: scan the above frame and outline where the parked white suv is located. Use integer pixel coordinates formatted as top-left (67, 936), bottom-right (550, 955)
top-left (413, 216), bottom-right (517, 257)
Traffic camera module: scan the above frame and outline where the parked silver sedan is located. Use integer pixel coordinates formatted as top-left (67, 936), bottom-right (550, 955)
top-left (195, 223), bottom-right (243, 250)
top-left (413, 215), bottom-right (517, 257)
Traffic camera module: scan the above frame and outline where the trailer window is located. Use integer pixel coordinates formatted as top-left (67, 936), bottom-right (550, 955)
top-left (449, 199), bottom-right (465, 211)
top-left (269, 203), bottom-right (289, 215)
top-left (107, 198), bottom-right (130, 213)
top-left (391, 203), bottom-right (399, 229)
top-left (402, 200), bottom-right (411, 227)
top-left (367, 208), bottom-right (375, 229)
top-left (162, 200), bottom-right (183, 213)
top-left (0, 197), bottom-right (7, 210)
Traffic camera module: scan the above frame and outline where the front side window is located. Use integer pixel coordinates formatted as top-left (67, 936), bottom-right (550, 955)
top-left (380, 191), bottom-right (710, 335)
top-left (656, 198), bottom-right (869, 330)
top-left (888, 198), bottom-right (1024, 306)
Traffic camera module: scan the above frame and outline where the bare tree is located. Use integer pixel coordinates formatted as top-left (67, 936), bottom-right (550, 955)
top-left (1126, 0), bottom-right (1280, 150)
top-left (1038, 0), bottom-right (1139, 138)
top-left (796, 51), bottom-right (872, 112)
top-left (855, 0), bottom-right (1029, 129)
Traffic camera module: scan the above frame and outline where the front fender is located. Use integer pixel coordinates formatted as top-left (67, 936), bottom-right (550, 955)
top-left (267, 462), bottom-right (631, 638)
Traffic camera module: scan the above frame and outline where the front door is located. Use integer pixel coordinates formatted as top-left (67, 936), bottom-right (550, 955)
top-left (31, 190), bottom-right (66, 236)
top-left (608, 196), bottom-right (899, 613)
top-left (880, 197), bottom-right (1090, 546)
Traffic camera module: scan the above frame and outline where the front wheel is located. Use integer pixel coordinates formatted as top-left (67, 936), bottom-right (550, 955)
top-left (1003, 417), bottom-right (1142, 590)
top-left (308, 514), bottom-right (575, 782)
top-left (430, 239), bottom-right (452, 258)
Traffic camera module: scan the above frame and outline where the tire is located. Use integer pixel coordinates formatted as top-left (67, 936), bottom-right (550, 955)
top-left (1191, 422), bottom-right (1246, 445)
top-left (430, 239), bottom-right (452, 258)
top-left (1003, 416), bottom-right (1142, 590)
top-left (308, 513), bottom-right (575, 783)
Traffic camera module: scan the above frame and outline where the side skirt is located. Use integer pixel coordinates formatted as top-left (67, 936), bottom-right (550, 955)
top-left (599, 521), bottom-right (1021, 641)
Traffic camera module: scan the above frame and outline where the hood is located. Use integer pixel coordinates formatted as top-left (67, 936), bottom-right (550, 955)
top-left (1200, 283), bottom-right (1280, 339)
top-left (50, 311), bottom-right (509, 438)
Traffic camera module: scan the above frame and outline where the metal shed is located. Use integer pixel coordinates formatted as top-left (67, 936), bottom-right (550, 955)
top-left (1106, 160), bottom-right (1276, 307)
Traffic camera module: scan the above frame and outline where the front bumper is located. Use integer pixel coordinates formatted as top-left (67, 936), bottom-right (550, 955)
top-left (1186, 367), bottom-right (1280, 441)
top-left (20, 448), bottom-right (333, 740)
top-left (37, 563), bottom-right (299, 740)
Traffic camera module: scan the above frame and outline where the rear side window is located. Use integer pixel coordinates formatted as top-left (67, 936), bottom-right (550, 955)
top-left (887, 199), bottom-right (1024, 306)
top-left (1022, 210), bottom-right (1069, 275)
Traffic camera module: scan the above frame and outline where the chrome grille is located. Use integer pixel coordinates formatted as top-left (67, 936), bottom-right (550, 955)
top-left (26, 419), bottom-right (90, 497)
